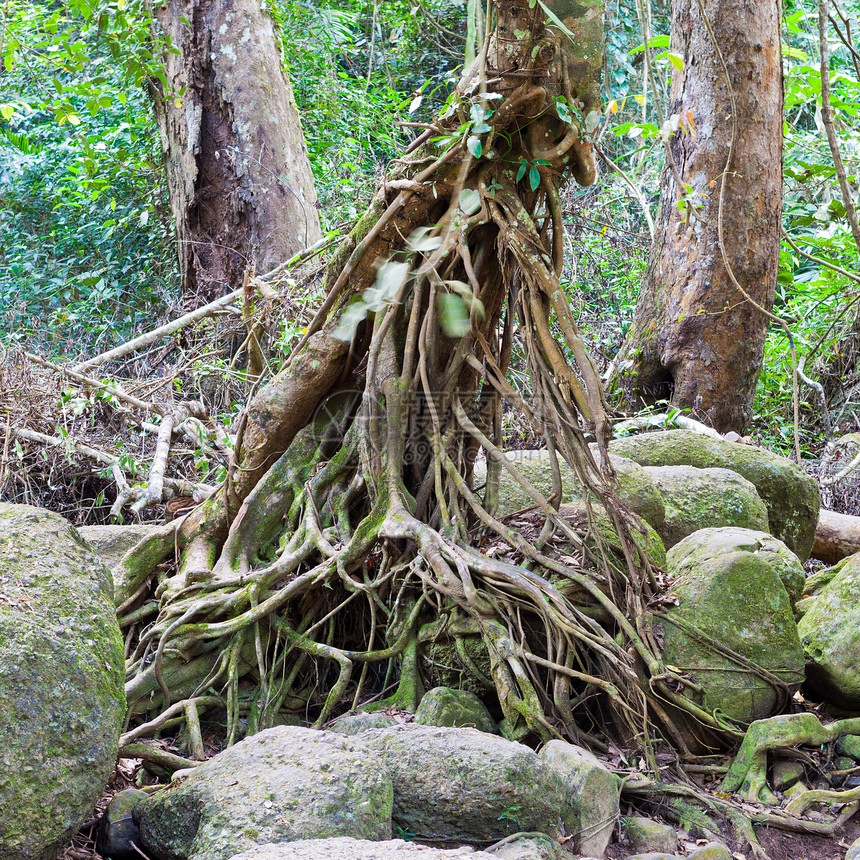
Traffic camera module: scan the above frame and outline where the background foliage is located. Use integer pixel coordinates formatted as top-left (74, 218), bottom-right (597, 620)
top-left (1, 0), bottom-right (859, 457)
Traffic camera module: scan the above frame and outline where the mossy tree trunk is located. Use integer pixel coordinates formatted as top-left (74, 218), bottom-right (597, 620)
top-left (615, 0), bottom-right (783, 433)
top-left (151, 0), bottom-right (321, 305)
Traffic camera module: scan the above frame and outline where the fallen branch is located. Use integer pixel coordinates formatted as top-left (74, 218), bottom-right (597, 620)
top-left (73, 289), bottom-right (245, 375)
top-left (73, 236), bottom-right (336, 375)
top-left (812, 508), bottom-right (860, 564)
top-left (142, 412), bottom-right (176, 509)
top-left (612, 410), bottom-right (724, 440)
top-left (11, 426), bottom-right (214, 503)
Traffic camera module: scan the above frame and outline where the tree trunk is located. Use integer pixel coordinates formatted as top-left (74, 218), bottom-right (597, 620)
top-left (152, 0), bottom-right (322, 305)
top-left (616, 0), bottom-right (782, 433)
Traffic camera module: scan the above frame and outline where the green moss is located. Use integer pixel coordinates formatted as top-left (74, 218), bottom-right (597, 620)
top-left (609, 430), bottom-right (820, 559)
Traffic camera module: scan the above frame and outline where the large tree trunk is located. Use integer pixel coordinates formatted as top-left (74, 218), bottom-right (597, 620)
top-left (152, 0), bottom-right (322, 305)
top-left (615, 0), bottom-right (782, 433)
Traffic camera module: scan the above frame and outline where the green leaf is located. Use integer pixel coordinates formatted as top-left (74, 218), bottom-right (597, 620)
top-left (629, 35), bottom-right (671, 53)
top-left (459, 187), bottom-right (482, 215)
top-left (406, 227), bottom-right (443, 252)
top-left (467, 134), bottom-right (482, 158)
top-left (555, 98), bottom-right (572, 124)
top-left (537, 0), bottom-right (574, 38)
top-left (516, 160), bottom-right (528, 183)
top-left (667, 51), bottom-right (683, 71)
top-left (437, 293), bottom-right (471, 337)
top-left (529, 164), bottom-right (540, 191)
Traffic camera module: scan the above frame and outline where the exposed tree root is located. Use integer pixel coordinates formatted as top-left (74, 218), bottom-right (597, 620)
top-left (106, 1), bottom-right (856, 850)
top-left (721, 713), bottom-right (860, 802)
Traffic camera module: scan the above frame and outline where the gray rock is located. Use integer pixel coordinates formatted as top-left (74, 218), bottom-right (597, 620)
top-left (538, 740), bottom-right (620, 856)
top-left (492, 832), bottom-right (571, 859)
top-left (138, 726), bottom-right (393, 860)
top-left (796, 553), bottom-right (860, 708)
top-left (658, 532), bottom-right (805, 724)
top-left (78, 523), bottom-right (163, 581)
top-left (361, 725), bottom-right (574, 843)
top-left (668, 527), bottom-right (806, 607)
top-left (474, 449), bottom-right (666, 534)
top-left (622, 817), bottom-right (678, 855)
top-left (771, 760), bottom-right (804, 792)
top-left (608, 430), bottom-right (820, 559)
top-left (837, 734), bottom-right (860, 761)
top-left (327, 713), bottom-right (398, 735)
top-left (0, 503), bottom-right (125, 860)
top-left (623, 853), bottom-right (684, 860)
top-left (226, 840), bottom-right (497, 860)
top-left (642, 466), bottom-right (769, 549)
top-left (688, 842), bottom-right (732, 860)
top-left (97, 788), bottom-right (149, 860)
top-left (846, 835), bottom-right (860, 860)
top-left (414, 687), bottom-right (498, 734)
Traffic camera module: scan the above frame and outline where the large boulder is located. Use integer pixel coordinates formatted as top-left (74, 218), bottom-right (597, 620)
top-left (226, 840), bottom-right (499, 859)
top-left (657, 530), bottom-right (805, 724)
top-left (538, 741), bottom-right (620, 856)
top-left (642, 466), bottom-right (769, 549)
top-left (669, 528), bottom-right (806, 606)
top-left (138, 727), bottom-right (393, 860)
top-left (796, 552), bottom-right (860, 708)
top-left (78, 523), bottom-right (163, 579)
top-left (474, 449), bottom-right (666, 533)
top-left (360, 725), bottom-right (576, 844)
top-left (607, 430), bottom-right (820, 559)
top-left (0, 504), bottom-right (126, 860)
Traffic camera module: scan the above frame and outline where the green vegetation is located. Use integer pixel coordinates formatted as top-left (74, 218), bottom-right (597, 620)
top-left (1, 0), bottom-right (859, 454)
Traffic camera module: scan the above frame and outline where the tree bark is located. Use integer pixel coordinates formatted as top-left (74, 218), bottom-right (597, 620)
top-left (616, 0), bottom-right (782, 433)
top-left (151, 0), bottom-right (322, 304)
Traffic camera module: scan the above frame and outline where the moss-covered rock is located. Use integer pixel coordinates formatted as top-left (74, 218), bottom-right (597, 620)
top-left (657, 536), bottom-right (805, 724)
top-left (474, 449), bottom-right (666, 533)
top-left (837, 734), bottom-right (860, 761)
top-left (138, 727), bottom-right (393, 860)
top-left (414, 687), bottom-right (498, 734)
top-left (538, 741), bottom-right (620, 856)
top-left (558, 501), bottom-right (666, 569)
top-left (796, 552), bottom-right (860, 708)
top-left (668, 527), bottom-right (806, 607)
top-left (78, 522), bottom-right (164, 590)
top-left (327, 713), bottom-right (398, 735)
top-left (0, 503), bottom-right (125, 860)
top-left (225, 839), bottom-right (500, 859)
top-left (642, 466), bottom-right (768, 549)
top-left (491, 831), bottom-right (572, 859)
top-left (607, 430), bottom-right (820, 559)
top-left (360, 725), bottom-right (576, 844)
top-left (622, 817), bottom-right (679, 855)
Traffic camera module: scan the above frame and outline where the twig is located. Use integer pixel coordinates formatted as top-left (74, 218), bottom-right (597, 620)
top-left (594, 146), bottom-right (655, 237)
top-left (780, 230), bottom-right (860, 285)
top-left (11, 426), bottom-right (214, 499)
top-left (0, 412), bottom-right (10, 495)
top-left (26, 351), bottom-right (163, 415)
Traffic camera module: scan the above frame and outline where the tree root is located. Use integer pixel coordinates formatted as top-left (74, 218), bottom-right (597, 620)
top-left (721, 713), bottom-right (860, 802)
